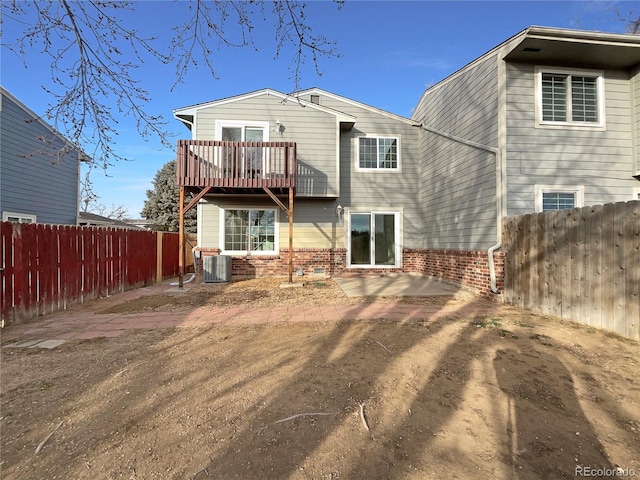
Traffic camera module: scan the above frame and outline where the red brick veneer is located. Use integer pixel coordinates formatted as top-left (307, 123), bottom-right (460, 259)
top-left (196, 247), bottom-right (505, 298)
top-left (403, 249), bottom-right (505, 298)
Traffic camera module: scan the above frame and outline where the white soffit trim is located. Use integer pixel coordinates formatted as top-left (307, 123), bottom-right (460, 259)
top-left (413, 25), bottom-right (640, 119)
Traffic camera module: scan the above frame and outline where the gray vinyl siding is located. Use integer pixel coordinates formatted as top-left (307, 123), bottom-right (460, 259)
top-left (0, 91), bottom-right (79, 225)
top-left (198, 197), bottom-right (344, 250)
top-left (412, 53), bottom-right (499, 250)
top-left (193, 94), bottom-right (338, 197)
top-left (340, 111), bottom-right (420, 248)
top-left (505, 63), bottom-right (638, 215)
top-left (297, 92), bottom-right (422, 248)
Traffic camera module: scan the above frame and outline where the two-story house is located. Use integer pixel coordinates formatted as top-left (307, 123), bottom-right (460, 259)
top-left (1, 86), bottom-right (86, 225)
top-left (173, 26), bottom-right (640, 296)
top-left (173, 88), bottom-right (419, 279)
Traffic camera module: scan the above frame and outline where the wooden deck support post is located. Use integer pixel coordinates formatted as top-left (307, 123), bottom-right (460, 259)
top-left (288, 186), bottom-right (294, 283)
top-left (263, 187), bottom-right (294, 284)
top-left (178, 186), bottom-right (185, 288)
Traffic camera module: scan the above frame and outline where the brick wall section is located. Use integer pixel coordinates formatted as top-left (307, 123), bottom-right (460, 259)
top-left (197, 248), bottom-right (349, 277)
top-left (197, 247), bottom-right (505, 298)
top-left (403, 249), bottom-right (505, 299)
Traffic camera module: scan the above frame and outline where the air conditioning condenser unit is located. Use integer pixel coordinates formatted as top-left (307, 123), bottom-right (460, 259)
top-left (203, 255), bottom-right (232, 283)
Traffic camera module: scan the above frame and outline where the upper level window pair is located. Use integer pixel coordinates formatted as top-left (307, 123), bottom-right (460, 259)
top-left (537, 68), bottom-right (604, 128)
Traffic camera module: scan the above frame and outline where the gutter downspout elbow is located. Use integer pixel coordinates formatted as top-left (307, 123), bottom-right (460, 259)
top-left (488, 242), bottom-right (502, 294)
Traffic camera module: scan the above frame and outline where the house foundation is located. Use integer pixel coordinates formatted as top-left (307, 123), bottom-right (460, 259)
top-left (196, 247), bottom-right (505, 299)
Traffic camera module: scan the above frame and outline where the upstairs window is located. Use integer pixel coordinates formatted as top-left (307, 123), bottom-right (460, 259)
top-left (2, 212), bottom-right (36, 223)
top-left (357, 136), bottom-right (400, 171)
top-left (537, 68), bottom-right (604, 128)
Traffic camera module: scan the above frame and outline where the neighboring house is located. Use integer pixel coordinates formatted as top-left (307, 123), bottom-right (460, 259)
top-left (412, 26), bottom-right (640, 251)
top-left (123, 218), bottom-right (155, 230)
top-left (1, 86), bottom-right (86, 225)
top-left (173, 26), bottom-right (640, 295)
top-left (77, 212), bottom-right (145, 230)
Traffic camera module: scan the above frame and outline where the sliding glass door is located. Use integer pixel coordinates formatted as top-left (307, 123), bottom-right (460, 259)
top-left (219, 123), bottom-right (267, 178)
top-left (349, 212), bottom-right (398, 267)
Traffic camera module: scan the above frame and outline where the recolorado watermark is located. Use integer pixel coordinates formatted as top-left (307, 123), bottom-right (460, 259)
top-left (575, 466), bottom-right (637, 477)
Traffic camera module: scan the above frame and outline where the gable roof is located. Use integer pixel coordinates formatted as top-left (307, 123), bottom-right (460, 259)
top-left (78, 211), bottom-right (145, 229)
top-left (173, 88), bottom-right (357, 129)
top-left (295, 88), bottom-right (416, 125)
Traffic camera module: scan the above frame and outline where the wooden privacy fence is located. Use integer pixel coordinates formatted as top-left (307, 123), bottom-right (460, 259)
top-left (503, 200), bottom-right (639, 340)
top-left (0, 222), bottom-right (181, 325)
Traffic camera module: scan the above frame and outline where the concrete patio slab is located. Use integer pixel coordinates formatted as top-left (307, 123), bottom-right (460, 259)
top-left (30, 339), bottom-right (66, 349)
top-left (334, 275), bottom-right (470, 298)
top-left (3, 339), bottom-right (68, 349)
top-left (4, 339), bottom-right (45, 348)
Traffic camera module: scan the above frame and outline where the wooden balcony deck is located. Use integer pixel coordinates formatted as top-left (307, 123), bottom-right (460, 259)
top-left (176, 140), bottom-right (296, 193)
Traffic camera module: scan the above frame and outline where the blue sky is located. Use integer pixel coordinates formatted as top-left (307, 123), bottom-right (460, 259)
top-left (1, 1), bottom-right (635, 217)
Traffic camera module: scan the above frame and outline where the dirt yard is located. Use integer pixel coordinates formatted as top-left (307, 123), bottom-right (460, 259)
top-left (1, 278), bottom-right (639, 479)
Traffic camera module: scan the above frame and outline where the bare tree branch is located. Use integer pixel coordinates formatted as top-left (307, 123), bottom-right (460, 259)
top-left (170, 0), bottom-right (258, 86)
top-left (5, 0), bottom-right (175, 171)
top-left (612, 8), bottom-right (640, 34)
top-left (273, 0), bottom-right (343, 92)
top-left (3, 0), bottom-right (343, 174)
top-left (626, 13), bottom-right (640, 34)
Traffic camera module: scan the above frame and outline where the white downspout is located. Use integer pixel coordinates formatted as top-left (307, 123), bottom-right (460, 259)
top-left (416, 124), bottom-right (503, 294)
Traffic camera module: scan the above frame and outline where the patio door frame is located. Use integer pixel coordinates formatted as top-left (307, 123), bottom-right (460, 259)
top-left (346, 210), bottom-right (401, 268)
top-left (215, 120), bottom-right (270, 178)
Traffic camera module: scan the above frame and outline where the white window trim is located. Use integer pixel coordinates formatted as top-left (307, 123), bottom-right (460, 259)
top-left (346, 208), bottom-right (402, 268)
top-left (534, 66), bottom-right (605, 131)
top-left (219, 207), bottom-right (279, 256)
top-left (355, 134), bottom-right (402, 173)
top-left (2, 211), bottom-right (37, 223)
top-left (214, 120), bottom-right (270, 141)
top-left (534, 185), bottom-right (584, 213)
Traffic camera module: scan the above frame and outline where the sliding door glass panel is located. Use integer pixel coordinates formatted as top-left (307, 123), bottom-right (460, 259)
top-left (245, 128), bottom-right (264, 176)
top-left (349, 212), bottom-right (397, 267)
top-left (374, 214), bottom-right (396, 265)
top-left (221, 127), bottom-right (242, 141)
top-left (221, 127), bottom-right (241, 177)
top-left (350, 213), bottom-right (371, 265)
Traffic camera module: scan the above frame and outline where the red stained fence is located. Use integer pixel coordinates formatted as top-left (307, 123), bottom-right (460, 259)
top-left (0, 223), bottom-right (180, 325)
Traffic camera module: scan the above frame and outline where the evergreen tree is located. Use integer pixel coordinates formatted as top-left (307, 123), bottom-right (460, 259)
top-left (142, 160), bottom-right (197, 233)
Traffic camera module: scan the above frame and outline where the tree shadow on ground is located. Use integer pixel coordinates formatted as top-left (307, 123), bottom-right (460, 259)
top-left (2, 293), bottom-right (637, 480)
top-left (191, 299), bottom-right (620, 479)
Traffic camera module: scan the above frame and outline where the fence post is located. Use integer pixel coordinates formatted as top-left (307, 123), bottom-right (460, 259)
top-left (157, 232), bottom-right (163, 283)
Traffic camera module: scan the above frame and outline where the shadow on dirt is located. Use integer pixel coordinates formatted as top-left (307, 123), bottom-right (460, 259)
top-left (1, 283), bottom-right (638, 480)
